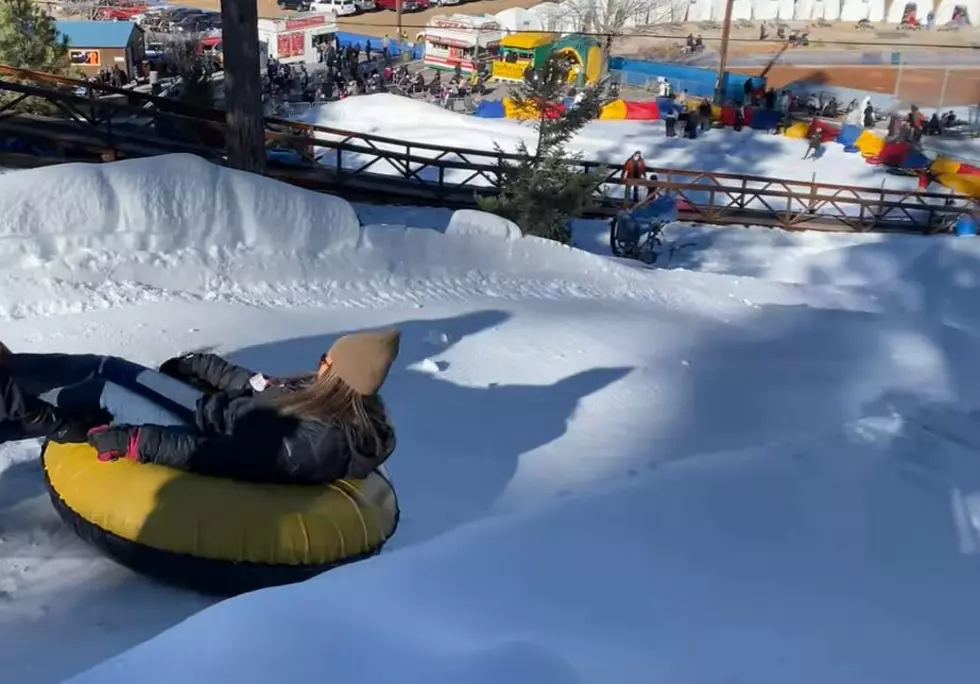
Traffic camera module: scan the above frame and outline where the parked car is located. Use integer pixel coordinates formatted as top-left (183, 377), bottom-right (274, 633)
top-left (278, 0), bottom-right (311, 10)
top-left (355, 0), bottom-right (377, 10)
top-left (376, 0), bottom-right (429, 10)
top-left (310, 0), bottom-right (357, 14)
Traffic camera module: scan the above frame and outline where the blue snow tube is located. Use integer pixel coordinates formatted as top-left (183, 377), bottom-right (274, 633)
top-left (955, 214), bottom-right (978, 237)
top-left (901, 149), bottom-right (931, 170)
top-left (836, 123), bottom-right (862, 147)
top-left (749, 108), bottom-right (781, 130)
top-left (473, 100), bottom-right (506, 118)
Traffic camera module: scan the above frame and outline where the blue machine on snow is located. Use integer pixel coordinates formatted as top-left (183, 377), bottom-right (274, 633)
top-left (609, 193), bottom-right (679, 263)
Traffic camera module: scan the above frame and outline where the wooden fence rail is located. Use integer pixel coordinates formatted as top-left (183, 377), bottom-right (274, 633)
top-left (0, 64), bottom-right (970, 234)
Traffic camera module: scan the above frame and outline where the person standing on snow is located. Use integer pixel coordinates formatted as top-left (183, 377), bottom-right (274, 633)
top-left (664, 101), bottom-right (678, 138)
top-left (622, 151), bottom-right (648, 203)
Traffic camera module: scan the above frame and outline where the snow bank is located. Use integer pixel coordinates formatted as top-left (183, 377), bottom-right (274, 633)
top-left (65, 412), bottom-right (980, 684)
top-left (0, 154), bottom-right (361, 269)
top-left (0, 157), bottom-right (693, 319)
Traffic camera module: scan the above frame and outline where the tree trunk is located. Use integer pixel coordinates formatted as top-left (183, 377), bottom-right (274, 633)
top-left (220, 0), bottom-right (265, 174)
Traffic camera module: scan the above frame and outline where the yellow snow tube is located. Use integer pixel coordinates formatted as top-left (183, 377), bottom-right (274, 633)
top-left (42, 441), bottom-right (399, 595)
top-left (855, 129), bottom-right (885, 157)
top-left (937, 173), bottom-right (980, 198)
top-left (783, 121), bottom-right (810, 139)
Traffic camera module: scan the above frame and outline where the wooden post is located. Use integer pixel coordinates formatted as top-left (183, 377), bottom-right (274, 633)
top-left (713, 0), bottom-right (735, 106)
top-left (220, 0), bottom-right (266, 174)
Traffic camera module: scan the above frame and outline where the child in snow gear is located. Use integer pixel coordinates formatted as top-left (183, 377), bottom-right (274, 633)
top-left (664, 103), bottom-right (678, 138)
top-left (803, 129), bottom-right (823, 160)
top-left (3, 330), bottom-right (401, 485)
top-left (733, 103), bottom-right (745, 131)
top-left (623, 151), bottom-right (648, 203)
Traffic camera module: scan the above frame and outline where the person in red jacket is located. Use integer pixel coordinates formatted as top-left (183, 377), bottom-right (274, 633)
top-left (623, 151), bottom-right (647, 203)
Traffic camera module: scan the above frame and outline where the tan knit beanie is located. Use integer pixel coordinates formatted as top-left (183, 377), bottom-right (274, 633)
top-left (328, 328), bottom-right (401, 396)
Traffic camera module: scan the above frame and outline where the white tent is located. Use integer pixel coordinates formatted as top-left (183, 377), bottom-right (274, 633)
top-left (934, 0), bottom-right (976, 23)
top-left (526, 1), bottom-right (573, 32)
top-left (839, 0), bottom-right (886, 21)
top-left (686, 0), bottom-right (714, 21)
top-left (725, 0), bottom-right (757, 20)
top-left (796, 0), bottom-right (842, 19)
top-left (494, 7), bottom-right (544, 33)
top-left (886, 0), bottom-right (934, 22)
top-left (752, 0), bottom-right (797, 20)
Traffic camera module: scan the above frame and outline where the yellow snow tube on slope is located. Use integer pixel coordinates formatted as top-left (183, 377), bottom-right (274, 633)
top-left (42, 441), bottom-right (399, 595)
top-left (937, 173), bottom-right (980, 198)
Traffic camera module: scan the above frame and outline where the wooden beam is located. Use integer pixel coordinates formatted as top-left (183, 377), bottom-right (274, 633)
top-left (220, 0), bottom-right (265, 173)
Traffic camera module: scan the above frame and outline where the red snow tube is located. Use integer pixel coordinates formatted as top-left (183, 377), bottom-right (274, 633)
top-left (876, 140), bottom-right (910, 167)
top-left (807, 119), bottom-right (841, 143)
top-left (958, 163), bottom-right (980, 177)
top-left (720, 105), bottom-right (755, 127)
top-left (623, 100), bottom-right (660, 120)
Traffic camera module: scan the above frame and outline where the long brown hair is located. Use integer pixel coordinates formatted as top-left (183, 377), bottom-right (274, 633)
top-left (273, 367), bottom-right (395, 459)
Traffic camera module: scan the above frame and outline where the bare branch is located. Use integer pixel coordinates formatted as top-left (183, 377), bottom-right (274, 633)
top-left (561, 0), bottom-right (679, 35)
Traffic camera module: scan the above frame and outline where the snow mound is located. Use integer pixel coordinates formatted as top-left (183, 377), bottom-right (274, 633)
top-left (446, 210), bottom-right (522, 241)
top-left (0, 154), bottom-right (360, 269)
top-left (64, 410), bottom-right (980, 684)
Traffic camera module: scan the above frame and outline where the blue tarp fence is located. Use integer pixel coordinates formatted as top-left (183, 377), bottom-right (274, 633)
top-left (607, 57), bottom-right (764, 103)
top-left (333, 31), bottom-right (424, 60)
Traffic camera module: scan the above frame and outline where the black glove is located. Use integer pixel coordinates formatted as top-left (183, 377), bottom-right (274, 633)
top-left (87, 424), bottom-right (141, 462)
top-left (158, 356), bottom-right (184, 379)
top-left (48, 406), bottom-right (113, 444)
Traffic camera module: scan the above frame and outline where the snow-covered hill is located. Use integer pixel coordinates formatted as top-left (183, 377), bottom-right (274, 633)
top-left (0, 156), bottom-right (979, 684)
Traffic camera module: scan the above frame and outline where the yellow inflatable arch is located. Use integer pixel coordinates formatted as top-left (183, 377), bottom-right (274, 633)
top-left (43, 441), bottom-right (400, 595)
top-left (553, 46), bottom-right (602, 85)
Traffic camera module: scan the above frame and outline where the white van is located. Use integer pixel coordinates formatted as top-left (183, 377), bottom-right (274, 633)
top-left (310, 0), bottom-right (357, 15)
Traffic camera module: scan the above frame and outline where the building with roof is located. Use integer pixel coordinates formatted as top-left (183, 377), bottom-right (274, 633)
top-left (55, 20), bottom-right (145, 79)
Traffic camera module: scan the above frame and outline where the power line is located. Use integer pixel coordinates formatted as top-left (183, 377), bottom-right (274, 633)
top-left (333, 19), bottom-right (980, 50)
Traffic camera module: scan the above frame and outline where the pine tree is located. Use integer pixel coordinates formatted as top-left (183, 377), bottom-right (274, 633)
top-left (478, 53), bottom-right (605, 244)
top-left (0, 0), bottom-right (71, 111)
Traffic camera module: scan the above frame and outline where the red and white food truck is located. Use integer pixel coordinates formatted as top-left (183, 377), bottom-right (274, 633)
top-left (257, 12), bottom-right (337, 64)
top-left (422, 14), bottom-right (503, 75)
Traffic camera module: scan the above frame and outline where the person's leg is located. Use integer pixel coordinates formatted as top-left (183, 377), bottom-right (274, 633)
top-left (96, 357), bottom-right (203, 423)
top-left (3, 353), bottom-right (106, 397)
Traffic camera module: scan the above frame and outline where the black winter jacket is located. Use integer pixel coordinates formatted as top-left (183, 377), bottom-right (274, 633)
top-left (131, 353), bottom-right (393, 485)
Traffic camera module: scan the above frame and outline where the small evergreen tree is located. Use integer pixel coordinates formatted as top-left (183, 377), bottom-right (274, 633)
top-left (478, 53), bottom-right (605, 244)
top-left (0, 0), bottom-right (71, 111)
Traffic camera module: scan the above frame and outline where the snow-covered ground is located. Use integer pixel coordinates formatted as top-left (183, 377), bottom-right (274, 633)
top-left (298, 94), bottom-right (921, 194)
top-left (2, 156), bottom-right (980, 684)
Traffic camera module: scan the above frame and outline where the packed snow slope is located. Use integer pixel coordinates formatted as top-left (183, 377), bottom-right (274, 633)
top-left (0, 156), bottom-right (979, 684)
top-left (302, 94), bottom-right (919, 191)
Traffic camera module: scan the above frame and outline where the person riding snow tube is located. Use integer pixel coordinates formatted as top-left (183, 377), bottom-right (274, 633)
top-left (5, 330), bottom-right (402, 594)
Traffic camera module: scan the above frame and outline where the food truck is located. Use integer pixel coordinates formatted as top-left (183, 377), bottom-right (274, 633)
top-left (422, 14), bottom-right (503, 75)
top-left (257, 11), bottom-right (337, 64)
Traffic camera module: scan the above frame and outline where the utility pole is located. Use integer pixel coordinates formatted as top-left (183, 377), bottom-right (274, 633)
top-left (713, 0), bottom-right (735, 105)
top-left (396, 0), bottom-right (403, 56)
top-left (220, 0), bottom-right (266, 174)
